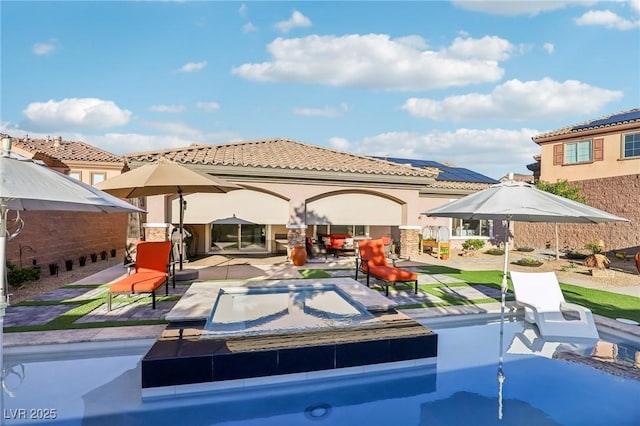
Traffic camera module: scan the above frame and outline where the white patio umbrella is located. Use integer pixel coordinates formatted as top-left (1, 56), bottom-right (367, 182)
top-left (96, 157), bottom-right (242, 270)
top-left (0, 137), bottom-right (143, 393)
top-left (424, 179), bottom-right (629, 305)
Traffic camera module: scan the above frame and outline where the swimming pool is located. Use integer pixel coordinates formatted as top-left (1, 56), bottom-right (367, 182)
top-left (3, 314), bottom-right (639, 425)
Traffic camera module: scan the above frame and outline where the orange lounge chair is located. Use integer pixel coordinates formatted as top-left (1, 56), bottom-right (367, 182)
top-left (108, 240), bottom-right (173, 310)
top-left (355, 238), bottom-right (418, 297)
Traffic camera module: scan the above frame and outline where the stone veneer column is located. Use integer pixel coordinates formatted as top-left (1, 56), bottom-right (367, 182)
top-left (143, 223), bottom-right (170, 242)
top-left (399, 226), bottom-right (421, 260)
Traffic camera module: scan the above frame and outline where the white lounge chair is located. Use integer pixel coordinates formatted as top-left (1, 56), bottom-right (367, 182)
top-left (510, 271), bottom-right (599, 340)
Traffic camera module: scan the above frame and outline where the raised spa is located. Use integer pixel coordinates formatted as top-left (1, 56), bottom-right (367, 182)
top-left (202, 284), bottom-right (379, 337)
top-left (141, 278), bottom-right (438, 395)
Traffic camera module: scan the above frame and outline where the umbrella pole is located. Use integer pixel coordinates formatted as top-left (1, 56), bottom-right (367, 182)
top-left (178, 190), bottom-right (184, 271)
top-left (0, 204), bottom-right (8, 393)
top-left (501, 219), bottom-right (510, 307)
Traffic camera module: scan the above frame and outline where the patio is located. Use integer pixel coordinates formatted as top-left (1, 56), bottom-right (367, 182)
top-left (3, 250), bottom-right (640, 348)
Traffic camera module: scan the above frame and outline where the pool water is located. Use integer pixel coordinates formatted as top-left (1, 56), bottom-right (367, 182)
top-left (202, 285), bottom-right (377, 337)
top-left (3, 316), bottom-right (639, 425)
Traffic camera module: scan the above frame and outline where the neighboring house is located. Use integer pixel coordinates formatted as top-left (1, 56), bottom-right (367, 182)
top-left (125, 139), bottom-right (498, 259)
top-left (515, 109), bottom-right (639, 252)
top-left (3, 134), bottom-right (129, 271)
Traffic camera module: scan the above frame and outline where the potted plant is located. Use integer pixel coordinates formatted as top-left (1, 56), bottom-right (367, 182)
top-left (100, 250), bottom-right (107, 260)
top-left (65, 259), bottom-right (73, 271)
top-left (90, 253), bottom-right (98, 263)
top-left (79, 255), bottom-right (87, 267)
top-left (110, 248), bottom-right (117, 258)
top-left (48, 263), bottom-right (58, 276)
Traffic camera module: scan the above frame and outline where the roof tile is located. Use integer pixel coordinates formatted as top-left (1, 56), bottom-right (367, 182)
top-left (126, 138), bottom-right (438, 178)
top-left (8, 135), bottom-right (123, 163)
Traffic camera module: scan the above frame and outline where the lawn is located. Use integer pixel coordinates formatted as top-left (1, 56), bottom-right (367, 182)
top-left (4, 266), bottom-right (638, 333)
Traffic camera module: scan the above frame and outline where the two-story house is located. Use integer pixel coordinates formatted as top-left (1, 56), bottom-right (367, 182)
top-left (3, 134), bottom-right (131, 272)
top-left (514, 109), bottom-right (639, 253)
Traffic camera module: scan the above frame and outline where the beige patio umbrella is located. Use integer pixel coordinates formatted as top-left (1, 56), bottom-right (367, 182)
top-left (96, 157), bottom-right (242, 270)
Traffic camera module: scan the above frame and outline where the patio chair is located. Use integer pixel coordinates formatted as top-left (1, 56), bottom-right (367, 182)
top-left (510, 271), bottom-right (599, 340)
top-left (635, 252), bottom-right (640, 275)
top-left (355, 238), bottom-right (418, 297)
top-left (108, 240), bottom-right (173, 310)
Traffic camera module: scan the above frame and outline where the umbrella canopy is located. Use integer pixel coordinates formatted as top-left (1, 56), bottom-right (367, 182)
top-left (425, 180), bottom-right (628, 224)
top-left (210, 214), bottom-right (255, 225)
top-left (0, 137), bottom-right (143, 384)
top-left (424, 179), bottom-right (628, 302)
top-left (95, 157), bottom-right (240, 198)
top-left (96, 157), bottom-right (242, 268)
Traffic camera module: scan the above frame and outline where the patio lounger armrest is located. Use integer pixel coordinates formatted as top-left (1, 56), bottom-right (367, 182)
top-left (560, 302), bottom-right (595, 322)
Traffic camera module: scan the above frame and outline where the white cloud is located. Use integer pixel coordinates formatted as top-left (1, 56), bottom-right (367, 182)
top-left (543, 43), bottom-right (555, 54)
top-left (149, 104), bottom-right (185, 113)
top-left (32, 39), bottom-right (59, 56)
top-left (238, 3), bottom-right (248, 17)
top-left (631, 0), bottom-right (640, 15)
top-left (402, 78), bottom-right (623, 121)
top-left (574, 9), bottom-right (640, 30)
top-left (446, 35), bottom-right (514, 61)
top-left (452, 1), bottom-right (596, 16)
top-left (274, 10), bottom-right (312, 33)
top-left (341, 127), bottom-right (541, 179)
top-left (243, 22), bottom-right (257, 33)
top-left (196, 102), bottom-right (220, 112)
top-left (232, 34), bottom-right (508, 91)
top-left (22, 98), bottom-right (131, 131)
top-left (328, 137), bottom-right (350, 151)
top-left (293, 106), bottom-right (344, 118)
top-left (178, 61), bottom-right (207, 73)
top-left (141, 120), bottom-right (204, 139)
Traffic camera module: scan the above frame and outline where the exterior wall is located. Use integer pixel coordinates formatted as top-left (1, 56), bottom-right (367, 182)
top-left (514, 174), bottom-right (639, 252)
top-left (538, 127), bottom-right (640, 183)
top-left (6, 211), bottom-right (128, 270)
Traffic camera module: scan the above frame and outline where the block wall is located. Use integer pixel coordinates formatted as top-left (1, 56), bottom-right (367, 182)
top-left (514, 174), bottom-right (640, 252)
top-left (5, 211), bottom-right (129, 268)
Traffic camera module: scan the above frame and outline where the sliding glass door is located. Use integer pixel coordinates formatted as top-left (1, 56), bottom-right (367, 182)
top-left (211, 224), bottom-right (266, 252)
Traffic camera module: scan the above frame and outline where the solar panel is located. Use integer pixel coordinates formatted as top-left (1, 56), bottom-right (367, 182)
top-left (378, 156), bottom-right (498, 184)
top-left (571, 109), bottom-right (640, 131)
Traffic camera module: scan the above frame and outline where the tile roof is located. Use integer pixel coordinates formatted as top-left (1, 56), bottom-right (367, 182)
top-left (125, 138), bottom-right (438, 178)
top-left (533, 108), bottom-right (640, 141)
top-left (379, 157), bottom-right (499, 184)
top-left (5, 134), bottom-right (123, 163)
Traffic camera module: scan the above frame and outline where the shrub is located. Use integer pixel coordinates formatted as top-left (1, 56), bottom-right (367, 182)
top-left (6, 261), bottom-right (41, 288)
top-left (514, 257), bottom-right (543, 266)
top-left (516, 246), bottom-right (534, 252)
top-left (485, 248), bottom-right (505, 255)
top-left (462, 239), bottom-right (485, 251)
top-left (585, 240), bottom-right (605, 254)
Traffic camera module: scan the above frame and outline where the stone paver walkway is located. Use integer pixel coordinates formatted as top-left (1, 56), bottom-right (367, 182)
top-left (3, 253), bottom-right (639, 347)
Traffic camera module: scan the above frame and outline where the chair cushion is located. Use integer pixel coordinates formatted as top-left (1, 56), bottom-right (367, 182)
top-left (110, 272), bottom-right (167, 293)
top-left (368, 265), bottom-right (417, 282)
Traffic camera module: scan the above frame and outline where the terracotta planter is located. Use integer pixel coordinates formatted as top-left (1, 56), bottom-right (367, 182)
top-left (291, 245), bottom-right (307, 266)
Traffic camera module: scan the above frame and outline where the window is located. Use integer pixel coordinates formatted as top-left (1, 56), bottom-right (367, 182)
top-left (623, 132), bottom-right (640, 158)
top-left (564, 140), bottom-right (592, 164)
top-left (91, 172), bottom-right (106, 185)
top-left (452, 218), bottom-right (490, 237)
top-left (68, 171), bottom-right (81, 180)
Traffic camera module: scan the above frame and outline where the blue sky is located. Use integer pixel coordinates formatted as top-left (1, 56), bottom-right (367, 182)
top-left (2, 1), bottom-right (639, 180)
